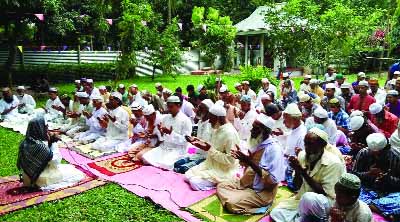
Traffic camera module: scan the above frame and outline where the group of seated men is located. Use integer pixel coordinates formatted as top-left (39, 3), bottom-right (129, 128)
top-left (1, 70), bottom-right (400, 221)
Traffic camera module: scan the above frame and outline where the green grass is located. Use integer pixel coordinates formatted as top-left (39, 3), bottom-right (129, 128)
top-left (0, 72), bottom-right (385, 221)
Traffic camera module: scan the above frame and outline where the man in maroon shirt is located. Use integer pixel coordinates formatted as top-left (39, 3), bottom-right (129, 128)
top-left (369, 102), bottom-right (399, 138)
top-left (347, 80), bottom-right (376, 117)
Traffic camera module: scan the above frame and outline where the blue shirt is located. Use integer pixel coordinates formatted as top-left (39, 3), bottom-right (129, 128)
top-left (328, 109), bottom-right (350, 130)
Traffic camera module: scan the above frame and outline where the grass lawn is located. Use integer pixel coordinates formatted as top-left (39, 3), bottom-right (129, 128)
top-left (0, 72), bottom-right (385, 221)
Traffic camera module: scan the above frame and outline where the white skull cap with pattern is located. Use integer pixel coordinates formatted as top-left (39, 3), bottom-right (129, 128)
top-left (350, 116), bottom-right (364, 131)
top-left (111, 92), bottom-right (122, 101)
top-left (75, 80), bottom-right (80, 84)
top-left (234, 82), bottom-right (241, 88)
top-left (261, 94), bottom-right (272, 100)
top-left (17, 86), bottom-right (25, 90)
top-left (309, 127), bottom-right (329, 143)
top-left (76, 92), bottom-right (89, 98)
top-left (143, 104), bottom-right (155, 115)
top-left (325, 83), bottom-right (336, 89)
top-left (209, 104), bottom-right (226, 117)
top-left (118, 84), bottom-right (125, 89)
top-left (91, 94), bottom-right (103, 102)
top-left (369, 103), bottom-right (383, 115)
top-left (358, 80), bottom-right (369, 87)
top-left (314, 107), bottom-right (328, 118)
top-left (349, 110), bottom-right (364, 118)
top-left (367, 133), bottom-right (387, 151)
top-left (299, 93), bottom-right (311, 103)
top-left (98, 85), bottom-right (106, 90)
top-left (283, 103), bottom-right (302, 117)
top-left (167, 95), bottom-right (181, 103)
top-left (219, 85), bottom-right (228, 93)
top-left (130, 102), bottom-right (142, 111)
top-left (197, 84), bottom-right (204, 92)
top-left (201, 99), bottom-right (214, 109)
top-left (261, 78), bottom-right (270, 83)
top-left (256, 114), bottom-right (274, 129)
top-left (340, 82), bottom-right (351, 89)
top-left (87, 79), bottom-right (93, 83)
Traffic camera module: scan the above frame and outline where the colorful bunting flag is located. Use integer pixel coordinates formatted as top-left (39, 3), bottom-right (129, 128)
top-left (106, 19), bottom-right (113, 25)
top-left (17, 46), bottom-right (23, 53)
top-left (34, 14), bottom-right (44, 21)
top-left (178, 23), bottom-right (183, 31)
top-left (40, 45), bottom-right (46, 51)
top-left (62, 45), bottom-right (68, 51)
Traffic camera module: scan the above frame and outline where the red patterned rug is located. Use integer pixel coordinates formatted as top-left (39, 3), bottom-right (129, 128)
top-left (87, 154), bottom-right (142, 176)
top-left (0, 175), bottom-right (106, 215)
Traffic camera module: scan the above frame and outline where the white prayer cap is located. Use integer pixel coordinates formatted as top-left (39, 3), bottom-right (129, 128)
top-left (98, 85), bottom-right (106, 90)
top-left (201, 99), bottom-right (214, 109)
top-left (215, 77), bottom-right (222, 82)
top-left (111, 92), bottom-right (122, 101)
top-left (367, 133), bottom-right (387, 151)
top-left (118, 84), bottom-right (125, 89)
top-left (340, 82), bottom-right (351, 89)
top-left (387, 90), bottom-right (399, 96)
top-left (234, 82), bottom-right (241, 88)
top-left (304, 75), bottom-right (312, 79)
top-left (87, 79), bottom-right (93, 83)
top-left (350, 110), bottom-right (364, 118)
top-left (282, 72), bottom-right (289, 78)
top-left (91, 94), bottom-right (103, 102)
top-left (129, 84), bottom-right (138, 88)
top-left (215, 100), bottom-right (225, 107)
top-left (255, 114), bottom-right (274, 129)
top-left (49, 87), bottom-right (58, 93)
top-left (283, 103), bottom-right (302, 117)
top-left (314, 107), bottom-right (328, 118)
top-left (309, 127), bottom-right (329, 143)
top-left (240, 95), bottom-right (252, 103)
top-left (155, 82), bottom-right (162, 87)
top-left (17, 86), bottom-right (25, 90)
top-left (130, 102), bottom-right (142, 111)
top-left (143, 104), bottom-right (155, 115)
top-left (325, 83), bottom-right (336, 89)
top-left (209, 104), bottom-right (226, 117)
top-left (242, 80), bottom-right (250, 85)
top-left (261, 94), bottom-right (272, 101)
top-left (219, 85), bottom-right (228, 93)
top-left (261, 78), bottom-right (270, 83)
top-left (350, 116), bottom-right (365, 131)
top-left (74, 80), bottom-right (80, 84)
top-left (163, 88), bottom-right (172, 94)
top-left (369, 103), bottom-right (383, 115)
top-left (358, 72), bottom-right (366, 78)
top-left (358, 80), bottom-right (369, 87)
top-left (394, 71), bottom-right (400, 75)
top-left (299, 93), bottom-right (311, 103)
top-left (2, 87), bottom-right (10, 92)
top-left (310, 79), bottom-right (319, 84)
top-left (76, 92), bottom-right (89, 98)
top-left (197, 84), bottom-right (204, 92)
top-left (167, 95), bottom-right (181, 103)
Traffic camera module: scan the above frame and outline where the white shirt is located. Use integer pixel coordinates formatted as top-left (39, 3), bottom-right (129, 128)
top-left (305, 117), bottom-right (337, 145)
top-left (181, 100), bottom-right (195, 122)
top-left (271, 114), bottom-right (291, 149)
top-left (160, 111), bottom-right (192, 150)
top-left (371, 88), bottom-right (387, 106)
top-left (0, 95), bottom-right (19, 119)
top-left (285, 122), bottom-right (307, 156)
top-left (105, 106), bottom-right (130, 140)
top-left (242, 89), bottom-right (257, 104)
top-left (299, 83), bottom-right (311, 93)
top-left (130, 92), bottom-right (147, 107)
top-left (197, 119), bottom-right (212, 142)
top-left (45, 97), bottom-right (64, 118)
top-left (88, 87), bottom-right (101, 100)
top-left (17, 94), bottom-right (36, 114)
top-left (86, 106), bottom-right (108, 133)
top-left (233, 109), bottom-right (258, 141)
top-left (256, 85), bottom-right (278, 108)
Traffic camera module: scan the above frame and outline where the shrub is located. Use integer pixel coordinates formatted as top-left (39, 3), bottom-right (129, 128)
top-left (239, 66), bottom-right (277, 91)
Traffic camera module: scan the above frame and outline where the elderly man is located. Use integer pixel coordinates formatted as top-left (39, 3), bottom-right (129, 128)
top-left (184, 103), bottom-right (240, 190)
top-left (44, 88), bottom-right (64, 122)
top-left (74, 80), bottom-right (83, 92)
top-left (328, 98), bottom-right (350, 133)
top-left (195, 99), bottom-right (214, 142)
top-left (369, 78), bottom-right (386, 106)
top-left (61, 92), bottom-right (93, 137)
top-left (15, 86), bottom-right (36, 114)
top-left (299, 75), bottom-right (312, 93)
top-left (233, 95), bottom-right (258, 151)
top-left (310, 79), bottom-right (324, 99)
top-left (117, 84), bottom-right (129, 105)
top-left (74, 95), bottom-right (108, 144)
top-left (141, 96), bottom-right (192, 170)
top-left (92, 92), bottom-right (130, 151)
top-left (299, 93), bottom-right (320, 121)
top-left (98, 85), bottom-right (110, 103)
top-left (0, 87), bottom-right (19, 121)
top-left (386, 90), bottom-right (400, 117)
top-left (353, 133), bottom-right (400, 219)
top-left (256, 78), bottom-right (277, 109)
top-left (217, 115), bottom-right (285, 214)
top-left (264, 104), bottom-right (290, 149)
top-left (128, 84), bottom-right (146, 107)
top-left (241, 81), bottom-right (257, 104)
top-left (352, 72), bottom-right (366, 93)
top-left (369, 103), bottom-right (398, 138)
top-left (155, 82), bottom-right (164, 98)
top-left (321, 83), bottom-right (345, 111)
top-left (84, 79), bottom-right (101, 100)
top-left (141, 90), bottom-right (164, 112)
top-left (305, 107), bottom-right (337, 145)
top-left (324, 66), bottom-right (337, 81)
top-left (347, 80), bottom-right (376, 115)
top-left (270, 127), bottom-right (344, 221)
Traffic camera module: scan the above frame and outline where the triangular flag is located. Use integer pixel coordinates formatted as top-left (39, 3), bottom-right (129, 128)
top-left (17, 46), bottom-right (23, 53)
top-left (178, 23), bottom-right (183, 31)
top-left (106, 19), bottom-right (113, 25)
top-left (202, 24), bottom-right (207, 32)
top-left (34, 14), bottom-right (44, 21)
top-left (141, 20), bottom-right (147, 26)
top-left (40, 45), bottom-right (46, 51)
top-left (62, 45), bottom-right (68, 51)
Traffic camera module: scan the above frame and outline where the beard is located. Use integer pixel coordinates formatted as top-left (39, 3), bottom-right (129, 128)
top-left (211, 121), bottom-right (220, 129)
top-left (306, 150), bottom-right (323, 164)
top-left (248, 134), bottom-right (263, 152)
top-left (4, 96), bottom-right (13, 103)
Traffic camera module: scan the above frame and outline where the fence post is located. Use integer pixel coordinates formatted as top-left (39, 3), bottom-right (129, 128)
top-left (77, 44), bottom-right (81, 65)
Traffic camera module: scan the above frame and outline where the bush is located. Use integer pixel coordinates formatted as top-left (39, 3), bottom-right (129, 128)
top-left (1, 63), bottom-right (116, 85)
top-left (239, 66), bottom-right (277, 91)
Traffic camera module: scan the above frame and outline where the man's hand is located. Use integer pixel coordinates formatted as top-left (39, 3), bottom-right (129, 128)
top-left (231, 145), bottom-right (251, 165)
top-left (330, 207), bottom-right (345, 222)
top-left (288, 156), bottom-right (304, 173)
top-left (367, 167), bottom-right (383, 178)
top-left (107, 114), bottom-right (116, 122)
top-left (238, 111), bottom-right (245, 120)
top-left (350, 142), bottom-right (365, 151)
top-left (82, 110), bottom-right (91, 119)
top-left (273, 128), bottom-right (284, 136)
top-left (18, 103), bottom-right (25, 108)
top-left (130, 118), bottom-right (138, 126)
top-left (160, 126), bottom-right (173, 135)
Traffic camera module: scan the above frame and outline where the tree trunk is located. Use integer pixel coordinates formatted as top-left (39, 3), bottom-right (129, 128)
top-left (168, 0), bottom-right (172, 24)
top-left (5, 20), bottom-right (21, 87)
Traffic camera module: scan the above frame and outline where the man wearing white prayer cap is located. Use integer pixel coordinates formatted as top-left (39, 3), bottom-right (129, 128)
top-left (127, 84), bottom-right (146, 107)
top-left (185, 103), bottom-right (240, 191)
top-left (256, 78), bottom-right (277, 110)
top-left (305, 107), bottom-right (337, 145)
top-left (270, 127), bottom-right (344, 222)
top-left (386, 90), bottom-right (400, 118)
top-left (74, 94), bottom-right (108, 144)
top-left (44, 87), bottom-right (65, 122)
top-left (298, 92), bottom-right (320, 120)
top-left (141, 95), bottom-right (192, 170)
top-left (321, 83), bottom-right (345, 110)
top-left (233, 95), bottom-right (258, 151)
top-left (309, 79), bottom-right (324, 99)
top-left (299, 75), bottom-right (312, 93)
top-left (92, 91), bottom-right (130, 152)
top-left (83, 78), bottom-right (101, 101)
top-left (0, 87), bottom-right (20, 121)
top-left (98, 85), bottom-right (110, 103)
top-left (369, 102), bottom-right (399, 138)
top-left (348, 115), bottom-right (379, 156)
top-left (154, 82), bottom-right (164, 97)
top-left (241, 81), bottom-right (257, 105)
top-left (74, 79), bottom-right (84, 92)
top-left (117, 83), bottom-right (129, 105)
top-left (194, 99), bottom-right (214, 143)
top-left (347, 79), bottom-right (376, 114)
top-left (353, 132), bottom-right (400, 214)
top-left (217, 115), bottom-right (285, 214)
top-left (16, 85), bottom-right (36, 114)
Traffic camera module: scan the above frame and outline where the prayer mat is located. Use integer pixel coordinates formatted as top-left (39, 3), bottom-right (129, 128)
top-left (62, 142), bottom-right (118, 160)
top-left (188, 186), bottom-right (294, 222)
top-left (0, 175), bottom-right (106, 215)
top-left (87, 154), bottom-right (142, 176)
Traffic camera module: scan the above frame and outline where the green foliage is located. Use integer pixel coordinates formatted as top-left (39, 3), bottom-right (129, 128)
top-left (239, 66), bottom-right (277, 91)
top-left (191, 7), bottom-right (237, 71)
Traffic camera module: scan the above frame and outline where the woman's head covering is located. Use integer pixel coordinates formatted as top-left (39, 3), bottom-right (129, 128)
top-left (17, 117), bottom-right (53, 184)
